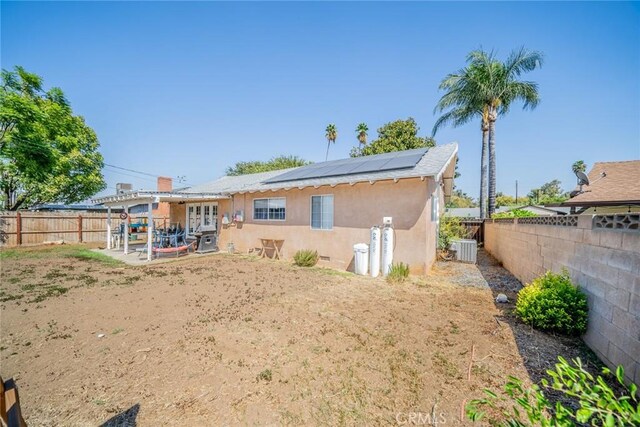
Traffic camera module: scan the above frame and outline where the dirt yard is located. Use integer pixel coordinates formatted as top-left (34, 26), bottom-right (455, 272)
top-left (0, 245), bottom-right (599, 426)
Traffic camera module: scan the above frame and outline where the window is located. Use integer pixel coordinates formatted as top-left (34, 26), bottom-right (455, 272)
top-left (253, 198), bottom-right (286, 221)
top-left (311, 195), bottom-right (333, 230)
top-left (431, 190), bottom-right (439, 222)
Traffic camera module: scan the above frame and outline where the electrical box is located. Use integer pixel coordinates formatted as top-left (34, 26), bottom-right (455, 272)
top-left (383, 217), bottom-right (393, 225)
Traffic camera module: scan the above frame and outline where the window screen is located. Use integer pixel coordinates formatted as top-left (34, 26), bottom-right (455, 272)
top-left (311, 195), bottom-right (334, 230)
top-left (253, 198), bottom-right (286, 221)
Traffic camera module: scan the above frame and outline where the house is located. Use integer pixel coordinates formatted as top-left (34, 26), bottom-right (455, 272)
top-left (560, 160), bottom-right (640, 213)
top-left (27, 204), bottom-right (123, 213)
top-left (444, 205), bottom-right (569, 219)
top-left (94, 143), bottom-right (458, 272)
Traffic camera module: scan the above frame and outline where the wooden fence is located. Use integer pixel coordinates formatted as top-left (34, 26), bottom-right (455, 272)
top-left (0, 212), bottom-right (169, 247)
top-left (459, 219), bottom-right (485, 244)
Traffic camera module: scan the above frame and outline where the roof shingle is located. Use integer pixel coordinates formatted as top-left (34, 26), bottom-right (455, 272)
top-left (564, 160), bottom-right (640, 206)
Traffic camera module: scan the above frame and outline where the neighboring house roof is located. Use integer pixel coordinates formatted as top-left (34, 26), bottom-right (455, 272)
top-left (28, 204), bottom-right (122, 212)
top-left (185, 143), bottom-right (458, 194)
top-left (515, 205), bottom-right (570, 215)
top-left (444, 204), bottom-right (570, 218)
top-left (563, 160), bottom-right (640, 206)
top-left (444, 207), bottom-right (510, 218)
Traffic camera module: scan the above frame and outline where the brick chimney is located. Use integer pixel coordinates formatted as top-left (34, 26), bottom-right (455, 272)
top-left (157, 176), bottom-right (173, 192)
top-left (154, 176), bottom-right (173, 218)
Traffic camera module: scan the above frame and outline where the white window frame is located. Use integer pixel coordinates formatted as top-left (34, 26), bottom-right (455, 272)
top-left (310, 194), bottom-right (334, 230)
top-left (186, 202), bottom-right (218, 237)
top-left (253, 197), bottom-right (286, 221)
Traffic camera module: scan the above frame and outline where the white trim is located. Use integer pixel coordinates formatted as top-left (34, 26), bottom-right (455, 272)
top-left (310, 194), bottom-right (334, 231)
top-left (186, 202), bottom-right (219, 237)
top-left (252, 197), bottom-right (286, 222)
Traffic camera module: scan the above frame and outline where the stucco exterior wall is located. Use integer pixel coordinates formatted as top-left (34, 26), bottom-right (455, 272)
top-left (485, 216), bottom-right (640, 385)
top-left (170, 177), bottom-right (439, 274)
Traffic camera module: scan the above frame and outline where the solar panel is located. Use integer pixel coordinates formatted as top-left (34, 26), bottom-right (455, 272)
top-left (264, 148), bottom-right (428, 184)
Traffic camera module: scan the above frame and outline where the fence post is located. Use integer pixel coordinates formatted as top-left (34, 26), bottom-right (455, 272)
top-left (78, 215), bottom-right (83, 243)
top-left (16, 212), bottom-right (22, 245)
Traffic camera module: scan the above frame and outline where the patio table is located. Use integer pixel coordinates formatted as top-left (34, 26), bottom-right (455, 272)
top-left (259, 238), bottom-right (284, 260)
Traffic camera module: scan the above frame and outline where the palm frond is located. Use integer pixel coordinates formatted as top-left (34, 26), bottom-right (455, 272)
top-left (504, 47), bottom-right (544, 78)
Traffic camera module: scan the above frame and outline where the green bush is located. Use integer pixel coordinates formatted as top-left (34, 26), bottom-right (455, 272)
top-left (438, 216), bottom-right (468, 250)
top-left (515, 270), bottom-right (588, 336)
top-left (387, 262), bottom-right (410, 283)
top-left (293, 249), bottom-right (318, 267)
top-left (467, 357), bottom-right (640, 426)
top-left (491, 209), bottom-right (536, 218)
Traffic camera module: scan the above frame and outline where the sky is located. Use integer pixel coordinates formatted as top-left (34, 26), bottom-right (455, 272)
top-left (2, 1), bottom-right (639, 200)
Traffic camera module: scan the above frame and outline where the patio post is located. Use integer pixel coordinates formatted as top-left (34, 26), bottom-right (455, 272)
top-left (123, 204), bottom-right (129, 255)
top-left (106, 207), bottom-right (112, 249)
top-left (147, 200), bottom-right (153, 261)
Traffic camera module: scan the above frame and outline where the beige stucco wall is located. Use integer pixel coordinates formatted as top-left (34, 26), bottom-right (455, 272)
top-left (485, 216), bottom-right (640, 385)
top-left (170, 203), bottom-right (186, 227)
top-left (170, 177), bottom-right (439, 274)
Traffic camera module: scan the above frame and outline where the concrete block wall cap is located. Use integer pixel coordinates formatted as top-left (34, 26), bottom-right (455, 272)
top-left (578, 214), bottom-right (595, 230)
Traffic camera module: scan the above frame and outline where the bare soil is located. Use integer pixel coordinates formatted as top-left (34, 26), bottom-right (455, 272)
top-left (0, 244), bottom-right (598, 426)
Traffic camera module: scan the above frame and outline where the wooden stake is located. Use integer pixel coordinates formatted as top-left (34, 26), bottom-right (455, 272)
top-left (467, 343), bottom-right (476, 381)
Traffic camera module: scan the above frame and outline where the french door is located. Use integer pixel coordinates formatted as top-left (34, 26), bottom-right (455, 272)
top-left (186, 202), bottom-right (218, 236)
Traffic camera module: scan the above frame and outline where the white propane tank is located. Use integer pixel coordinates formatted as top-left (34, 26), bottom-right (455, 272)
top-left (381, 223), bottom-right (394, 276)
top-left (369, 226), bottom-right (381, 277)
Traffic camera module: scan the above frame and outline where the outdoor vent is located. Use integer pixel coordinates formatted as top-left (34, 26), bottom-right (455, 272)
top-left (319, 255), bottom-right (331, 261)
top-left (451, 239), bottom-right (477, 264)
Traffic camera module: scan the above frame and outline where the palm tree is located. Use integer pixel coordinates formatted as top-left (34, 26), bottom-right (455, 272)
top-left (467, 48), bottom-right (543, 216)
top-left (572, 160), bottom-right (586, 174)
top-left (355, 123), bottom-right (368, 145)
top-left (433, 65), bottom-right (490, 219)
top-left (325, 124), bottom-right (337, 161)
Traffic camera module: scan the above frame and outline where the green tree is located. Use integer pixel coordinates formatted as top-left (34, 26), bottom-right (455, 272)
top-left (0, 66), bottom-right (105, 210)
top-left (225, 155), bottom-right (311, 176)
top-left (351, 118), bottom-right (435, 157)
top-left (447, 189), bottom-right (476, 208)
top-left (528, 179), bottom-right (568, 204)
top-left (495, 192), bottom-right (515, 207)
top-left (355, 122), bottom-right (368, 145)
top-left (433, 59), bottom-right (491, 219)
top-left (325, 123), bottom-right (337, 161)
top-left (440, 48), bottom-right (543, 217)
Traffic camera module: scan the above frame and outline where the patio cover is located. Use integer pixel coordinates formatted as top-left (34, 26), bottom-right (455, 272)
top-left (92, 191), bottom-right (229, 260)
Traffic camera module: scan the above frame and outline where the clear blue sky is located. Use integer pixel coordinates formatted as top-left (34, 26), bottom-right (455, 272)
top-left (2, 1), bottom-right (639, 199)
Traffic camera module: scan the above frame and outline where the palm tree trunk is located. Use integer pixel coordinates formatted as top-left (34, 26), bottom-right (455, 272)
top-left (325, 141), bottom-right (330, 161)
top-left (488, 115), bottom-right (497, 217)
top-left (480, 126), bottom-right (488, 219)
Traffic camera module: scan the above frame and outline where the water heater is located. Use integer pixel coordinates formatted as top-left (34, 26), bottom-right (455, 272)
top-left (381, 222), bottom-right (394, 276)
top-left (369, 226), bottom-right (381, 277)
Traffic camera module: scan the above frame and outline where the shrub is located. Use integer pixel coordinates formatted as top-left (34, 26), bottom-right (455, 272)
top-left (438, 216), bottom-right (468, 250)
top-left (293, 249), bottom-right (318, 267)
top-left (491, 209), bottom-right (536, 218)
top-left (256, 368), bottom-right (272, 383)
top-left (467, 357), bottom-right (640, 426)
top-left (387, 262), bottom-right (410, 284)
top-left (515, 270), bottom-right (588, 336)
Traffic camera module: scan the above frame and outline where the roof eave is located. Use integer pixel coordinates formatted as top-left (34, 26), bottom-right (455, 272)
top-left (92, 191), bottom-right (230, 206)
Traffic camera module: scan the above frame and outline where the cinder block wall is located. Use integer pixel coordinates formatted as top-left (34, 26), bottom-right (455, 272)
top-left (485, 215), bottom-right (640, 385)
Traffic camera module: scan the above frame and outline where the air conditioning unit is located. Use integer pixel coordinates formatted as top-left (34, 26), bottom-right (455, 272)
top-left (451, 239), bottom-right (477, 264)
top-left (116, 183), bottom-right (133, 194)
